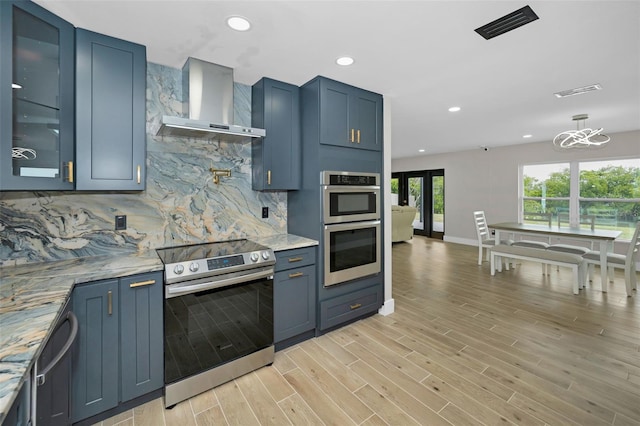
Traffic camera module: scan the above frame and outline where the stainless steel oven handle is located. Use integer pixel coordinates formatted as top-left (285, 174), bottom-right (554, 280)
top-left (167, 268), bottom-right (274, 297)
top-left (322, 185), bottom-right (380, 191)
top-left (324, 220), bottom-right (381, 231)
top-left (36, 311), bottom-right (78, 386)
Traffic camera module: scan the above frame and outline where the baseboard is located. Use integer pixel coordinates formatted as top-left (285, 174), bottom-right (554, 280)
top-left (378, 298), bottom-right (395, 316)
top-left (443, 236), bottom-right (477, 246)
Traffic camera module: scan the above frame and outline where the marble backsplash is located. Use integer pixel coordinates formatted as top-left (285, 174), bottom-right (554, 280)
top-left (0, 62), bottom-right (287, 267)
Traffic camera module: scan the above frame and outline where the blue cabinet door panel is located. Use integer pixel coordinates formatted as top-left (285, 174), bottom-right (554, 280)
top-left (320, 84), bottom-right (350, 147)
top-left (90, 43), bottom-right (134, 180)
top-left (269, 84), bottom-right (299, 188)
top-left (252, 77), bottom-right (301, 190)
top-left (0, 0), bottom-right (75, 191)
top-left (72, 279), bottom-right (119, 422)
top-left (119, 272), bottom-right (163, 402)
top-left (355, 93), bottom-right (382, 151)
top-left (75, 28), bottom-right (146, 190)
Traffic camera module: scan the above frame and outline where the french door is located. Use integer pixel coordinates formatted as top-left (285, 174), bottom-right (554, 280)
top-left (391, 169), bottom-right (444, 239)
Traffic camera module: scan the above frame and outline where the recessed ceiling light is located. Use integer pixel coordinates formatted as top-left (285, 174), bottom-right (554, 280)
top-left (523, 134), bottom-right (532, 138)
top-left (12, 83), bottom-right (22, 89)
top-left (227, 16), bottom-right (251, 31)
top-left (336, 56), bottom-right (354, 66)
top-left (448, 106), bottom-right (461, 112)
top-left (418, 149), bottom-right (425, 153)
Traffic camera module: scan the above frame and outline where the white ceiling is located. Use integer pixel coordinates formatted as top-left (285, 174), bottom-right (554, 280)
top-left (35, 0), bottom-right (640, 159)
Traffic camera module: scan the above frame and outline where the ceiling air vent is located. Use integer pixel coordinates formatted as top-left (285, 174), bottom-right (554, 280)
top-left (475, 5), bottom-right (539, 40)
top-left (554, 84), bottom-right (603, 98)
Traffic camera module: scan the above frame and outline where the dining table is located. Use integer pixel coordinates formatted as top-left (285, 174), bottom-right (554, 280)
top-left (489, 222), bottom-right (622, 292)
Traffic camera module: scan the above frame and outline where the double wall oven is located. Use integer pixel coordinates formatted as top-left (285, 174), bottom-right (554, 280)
top-left (322, 171), bottom-right (381, 287)
top-left (156, 239), bottom-right (275, 408)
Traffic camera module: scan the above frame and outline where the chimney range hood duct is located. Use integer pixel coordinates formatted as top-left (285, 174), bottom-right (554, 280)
top-left (156, 58), bottom-right (265, 141)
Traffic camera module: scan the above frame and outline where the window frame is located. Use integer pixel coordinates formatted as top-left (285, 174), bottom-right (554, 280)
top-left (520, 157), bottom-right (640, 241)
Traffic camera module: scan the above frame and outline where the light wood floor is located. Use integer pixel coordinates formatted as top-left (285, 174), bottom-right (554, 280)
top-left (98, 236), bottom-right (640, 426)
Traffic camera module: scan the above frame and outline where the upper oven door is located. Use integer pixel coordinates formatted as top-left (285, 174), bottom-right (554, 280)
top-left (323, 186), bottom-right (380, 224)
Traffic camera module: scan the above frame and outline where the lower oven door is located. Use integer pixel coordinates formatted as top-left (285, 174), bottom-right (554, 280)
top-left (164, 268), bottom-right (274, 387)
top-left (323, 220), bottom-right (381, 287)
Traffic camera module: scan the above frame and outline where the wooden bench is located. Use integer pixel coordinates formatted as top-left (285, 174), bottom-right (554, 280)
top-left (490, 244), bottom-right (586, 294)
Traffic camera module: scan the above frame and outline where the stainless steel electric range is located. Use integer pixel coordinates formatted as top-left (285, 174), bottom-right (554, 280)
top-left (156, 239), bottom-right (275, 408)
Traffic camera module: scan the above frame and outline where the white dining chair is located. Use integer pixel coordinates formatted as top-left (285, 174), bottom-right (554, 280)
top-left (583, 221), bottom-right (640, 296)
top-left (473, 210), bottom-right (512, 265)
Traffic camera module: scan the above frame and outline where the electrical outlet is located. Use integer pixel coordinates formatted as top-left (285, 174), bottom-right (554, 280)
top-left (261, 207), bottom-right (269, 218)
top-left (115, 215), bottom-right (127, 230)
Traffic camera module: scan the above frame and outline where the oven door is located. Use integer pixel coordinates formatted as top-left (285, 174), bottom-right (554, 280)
top-left (323, 220), bottom-right (381, 287)
top-left (323, 186), bottom-right (380, 224)
top-left (164, 268), bottom-right (274, 386)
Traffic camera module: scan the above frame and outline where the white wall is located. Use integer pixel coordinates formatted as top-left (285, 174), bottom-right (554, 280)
top-left (392, 130), bottom-right (640, 253)
top-left (380, 98), bottom-right (395, 315)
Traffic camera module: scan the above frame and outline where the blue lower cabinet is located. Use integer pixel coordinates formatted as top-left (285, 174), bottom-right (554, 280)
top-left (319, 283), bottom-right (383, 331)
top-left (71, 271), bottom-right (163, 422)
top-left (119, 272), bottom-right (163, 402)
top-left (71, 279), bottom-right (120, 422)
top-left (274, 265), bottom-right (316, 342)
top-left (274, 247), bottom-right (317, 347)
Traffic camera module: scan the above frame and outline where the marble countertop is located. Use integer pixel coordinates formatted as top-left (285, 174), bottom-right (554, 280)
top-left (0, 233), bottom-right (317, 422)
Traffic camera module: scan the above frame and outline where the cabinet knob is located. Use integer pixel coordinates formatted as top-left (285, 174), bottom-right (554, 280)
top-left (289, 272), bottom-right (304, 278)
top-left (137, 165), bottom-right (141, 184)
top-left (267, 170), bottom-right (272, 185)
top-left (350, 128), bottom-right (355, 143)
top-left (357, 129), bottom-right (361, 144)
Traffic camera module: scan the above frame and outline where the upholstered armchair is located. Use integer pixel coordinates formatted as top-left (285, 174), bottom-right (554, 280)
top-left (391, 205), bottom-right (417, 242)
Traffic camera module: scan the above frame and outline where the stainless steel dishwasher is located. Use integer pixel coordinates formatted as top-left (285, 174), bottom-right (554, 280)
top-left (32, 299), bottom-right (78, 425)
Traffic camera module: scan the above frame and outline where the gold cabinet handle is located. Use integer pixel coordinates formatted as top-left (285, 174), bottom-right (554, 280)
top-left (357, 129), bottom-right (361, 143)
top-left (267, 170), bottom-right (271, 185)
top-left (107, 290), bottom-right (113, 316)
top-left (66, 161), bottom-right (74, 183)
top-left (289, 272), bottom-right (304, 278)
top-left (137, 165), bottom-right (141, 184)
top-left (288, 257), bottom-right (303, 263)
top-left (350, 128), bottom-right (355, 142)
top-left (130, 279), bottom-right (155, 288)
top-left (350, 303), bottom-right (362, 310)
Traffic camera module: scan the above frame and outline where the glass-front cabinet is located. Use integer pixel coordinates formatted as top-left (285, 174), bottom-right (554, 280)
top-left (0, 0), bottom-right (75, 191)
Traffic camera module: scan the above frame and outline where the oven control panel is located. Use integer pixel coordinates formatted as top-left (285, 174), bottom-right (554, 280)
top-left (163, 250), bottom-right (275, 284)
top-left (208, 254), bottom-right (244, 270)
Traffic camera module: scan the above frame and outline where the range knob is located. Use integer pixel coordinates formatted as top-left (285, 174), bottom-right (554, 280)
top-left (189, 262), bottom-right (199, 272)
top-left (250, 252), bottom-right (260, 262)
top-left (261, 251), bottom-right (270, 260)
top-left (173, 264), bottom-right (184, 275)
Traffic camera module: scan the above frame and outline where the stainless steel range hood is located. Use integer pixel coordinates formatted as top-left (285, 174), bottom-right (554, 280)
top-left (156, 58), bottom-right (265, 141)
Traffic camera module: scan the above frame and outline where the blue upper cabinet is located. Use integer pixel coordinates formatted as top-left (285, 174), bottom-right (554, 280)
top-left (75, 29), bottom-right (147, 190)
top-left (252, 77), bottom-right (301, 190)
top-left (318, 77), bottom-right (382, 151)
top-left (0, 0), bottom-right (75, 191)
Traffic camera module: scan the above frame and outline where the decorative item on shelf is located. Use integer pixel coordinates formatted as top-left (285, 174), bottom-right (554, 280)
top-left (553, 114), bottom-right (610, 149)
top-left (209, 168), bottom-right (231, 185)
top-left (12, 147), bottom-right (37, 159)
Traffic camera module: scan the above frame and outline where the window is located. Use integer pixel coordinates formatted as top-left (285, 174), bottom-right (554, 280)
top-left (522, 159), bottom-right (640, 240)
